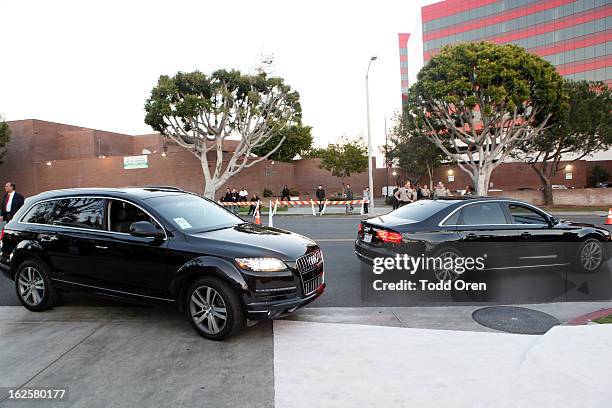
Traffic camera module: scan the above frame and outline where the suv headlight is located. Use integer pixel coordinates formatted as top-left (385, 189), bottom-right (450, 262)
top-left (235, 257), bottom-right (287, 272)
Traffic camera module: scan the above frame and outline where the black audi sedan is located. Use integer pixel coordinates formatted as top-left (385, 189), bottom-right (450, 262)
top-left (355, 197), bottom-right (610, 282)
top-left (0, 187), bottom-right (324, 340)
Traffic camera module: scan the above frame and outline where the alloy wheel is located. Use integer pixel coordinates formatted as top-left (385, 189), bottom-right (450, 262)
top-left (189, 286), bottom-right (228, 335)
top-left (18, 267), bottom-right (46, 306)
top-left (580, 240), bottom-right (603, 271)
top-left (434, 251), bottom-right (461, 282)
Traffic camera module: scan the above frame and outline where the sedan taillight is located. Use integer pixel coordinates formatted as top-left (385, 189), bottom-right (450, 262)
top-left (0, 227), bottom-right (4, 241)
top-left (376, 229), bottom-right (402, 243)
top-left (358, 223), bottom-right (363, 233)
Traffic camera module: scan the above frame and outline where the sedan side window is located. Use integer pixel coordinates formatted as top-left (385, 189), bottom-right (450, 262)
top-left (21, 201), bottom-right (57, 224)
top-left (50, 198), bottom-right (106, 230)
top-left (458, 203), bottom-right (507, 225)
top-left (508, 204), bottom-right (548, 225)
top-left (108, 200), bottom-right (160, 233)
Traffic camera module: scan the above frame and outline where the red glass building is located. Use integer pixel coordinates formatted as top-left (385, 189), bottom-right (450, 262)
top-left (402, 0), bottom-right (611, 100)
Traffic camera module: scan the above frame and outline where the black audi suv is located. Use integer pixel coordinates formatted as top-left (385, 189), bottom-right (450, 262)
top-left (0, 187), bottom-right (324, 340)
top-left (355, 197), bottom-right (611, 282)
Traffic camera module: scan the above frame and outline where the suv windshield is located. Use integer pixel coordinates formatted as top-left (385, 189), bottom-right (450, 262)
top-left (146, 194), bottom-right (242, 232)
top-left (391, 200), bottom-right (452, 222)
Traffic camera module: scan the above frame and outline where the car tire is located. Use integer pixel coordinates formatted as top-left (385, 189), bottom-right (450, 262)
top-left (15, 259), bottom-right (59, 312)
top-left (432, 247), bottom-right (464, 283)
top-left (186, 276), bottom-right (245, 341)
top-left (577, 238), bottom-right (604, 273)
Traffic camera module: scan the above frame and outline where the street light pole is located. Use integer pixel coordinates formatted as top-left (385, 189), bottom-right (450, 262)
top-left (366, 56), bottom-right (377, 210)
top-left (384, 116), bottom-right (388, 198)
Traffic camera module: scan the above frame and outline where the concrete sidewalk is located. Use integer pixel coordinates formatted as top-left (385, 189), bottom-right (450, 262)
top-left (274, 321), bottom-right (612, 408)
top-left (1, 302), bottom-right (611, 407)
top-left (0, 306), bottom-right (274, 408)
top-left (282, 301), bottom-right (612, 331)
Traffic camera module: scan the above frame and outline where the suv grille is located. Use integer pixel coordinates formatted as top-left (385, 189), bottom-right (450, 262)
top-left (296, 248), bottom-right (324, 295)
top-left (303, 273), bottom-right (324, 296)
top-left (296, 248), bottom-right (323, 274)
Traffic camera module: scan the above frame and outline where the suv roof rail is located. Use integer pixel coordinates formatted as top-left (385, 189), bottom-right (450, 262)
top-left (124, 185), bottom-right (185, 192)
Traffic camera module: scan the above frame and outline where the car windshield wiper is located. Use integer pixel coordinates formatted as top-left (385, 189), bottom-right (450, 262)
top-left (192, 223), bottom-right (242, 234)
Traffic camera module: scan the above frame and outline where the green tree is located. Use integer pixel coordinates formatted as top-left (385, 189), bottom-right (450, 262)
top-left (520, 80), bottom-right (612, 205)
top-left (407, 42), bottom-right (566, 195)
top-left (252, 124), bottom-right (313, 162)
top-left (144, 70), bottom-right (301, 199)
top-left (318, 136), bottom-right (368, 188)
top-left (0, 116), bottom-right (10, 165)
top-left (301, 147), bottom-right (326, 158)
top-left (388, 107), bottom-right (445, 188)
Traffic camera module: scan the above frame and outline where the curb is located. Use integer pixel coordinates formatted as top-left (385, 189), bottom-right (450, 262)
top-left (567, 308), bottom-right (612, 325)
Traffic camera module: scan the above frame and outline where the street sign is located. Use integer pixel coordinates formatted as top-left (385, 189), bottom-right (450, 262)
top-left (123, 155), bottom-right (148, 169)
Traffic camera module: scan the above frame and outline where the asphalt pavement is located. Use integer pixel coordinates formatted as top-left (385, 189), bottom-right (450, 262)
top-left (0, 211), bottom-right (610, 307)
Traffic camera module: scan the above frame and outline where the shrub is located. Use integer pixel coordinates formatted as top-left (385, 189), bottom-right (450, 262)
top-left (288, 188), bottom-right (300, 196)
top-left (263, 188), bottom-right (273, 197)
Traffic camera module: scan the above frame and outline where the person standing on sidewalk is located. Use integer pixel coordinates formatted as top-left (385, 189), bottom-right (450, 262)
top-left (239, 187), bottom-right (249, 203)
top-left (421, 184), bottom-right (431, 199)
top-left (248, 193), bottom-right (260, 216)
top-left (345, 184), bottom-right (354, 214)
top-left (363, 187), bottom-right (370, 214)
top-left (230, 188), bottom-right (240, 214)
top-left (315, 185), bottom-right (325, 215)
top-left (281, 185), bottom-right (291, 201)
top-left (392, 185), bottom-right (399, 210)
top-left (0, 182), bottom-right (24, 224)
top-left (434, 181), bottom-right (450, 198)
top-left (394, 181), bottom-right (415, 207)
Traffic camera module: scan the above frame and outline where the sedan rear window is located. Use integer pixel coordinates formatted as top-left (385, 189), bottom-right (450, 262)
top-left (146, 194), bottom-right (242, 232)
top-left (459, 202), bottom-right (507, 225)
top-left (390, 200), bottom-right (452, 222)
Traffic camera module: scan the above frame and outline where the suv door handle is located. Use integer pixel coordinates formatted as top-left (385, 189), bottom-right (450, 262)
top-left (95, 245), bottom-right (109, 250)
top-left (465, 233), bottom-right (477, 240)
top-left (39, 234), bottom-right (58, 242)
top-left (521, 232), bottom-right (532, 238)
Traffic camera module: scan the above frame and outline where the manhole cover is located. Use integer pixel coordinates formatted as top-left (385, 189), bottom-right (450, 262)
top-left (472, 306), bottom-right (560, 334)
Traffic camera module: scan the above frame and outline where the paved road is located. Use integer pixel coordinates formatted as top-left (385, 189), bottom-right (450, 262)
top-left (0, 213), bottom-right (610, 307)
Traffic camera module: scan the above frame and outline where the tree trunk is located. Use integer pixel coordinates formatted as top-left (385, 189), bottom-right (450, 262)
top-left (426, 162), bottom-right (434, 190)
top-left (476, 166), bottom-right (489, 196)
top-left (543, 184), bottom-right (553, 207)
top-left (203, 182), bottom-right (217, 200)
top-left (530, 163), bottom-right (554, 206)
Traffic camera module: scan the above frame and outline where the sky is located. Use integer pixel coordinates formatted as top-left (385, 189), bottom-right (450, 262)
top-left (0, 0), bottom-right (438, 161)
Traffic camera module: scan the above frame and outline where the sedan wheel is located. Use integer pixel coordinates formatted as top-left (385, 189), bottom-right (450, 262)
top-left (433, 249), bottom-right (462, 282)
top-left (579, 239), bottom-right (603, 272)
top-left (189, 286), bottom-right (227, 335)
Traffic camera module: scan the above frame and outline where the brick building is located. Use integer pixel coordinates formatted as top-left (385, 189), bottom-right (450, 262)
top-left (421, 0), bottom-right (611, 81)
top-left (0, 119), bottom-right (610, 200)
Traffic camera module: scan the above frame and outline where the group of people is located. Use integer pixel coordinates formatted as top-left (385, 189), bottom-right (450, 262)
top-left (220, 187), bottom-right (260, 216)
top-left (391, 181), bottom-right (454, 209)
top-left (315, 184), bottom-right (369, 215)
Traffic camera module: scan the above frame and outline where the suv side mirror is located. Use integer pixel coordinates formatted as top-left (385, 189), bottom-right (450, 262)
top-left (130, 221), bottom-right (164, 239)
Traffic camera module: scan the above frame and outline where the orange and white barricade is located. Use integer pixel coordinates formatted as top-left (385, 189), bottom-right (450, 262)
top-left (219, 199), bottom-right (369, 223)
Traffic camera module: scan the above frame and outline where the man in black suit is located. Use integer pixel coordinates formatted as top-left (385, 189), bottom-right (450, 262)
top-left (1, 182), bottom-right (25, 222)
